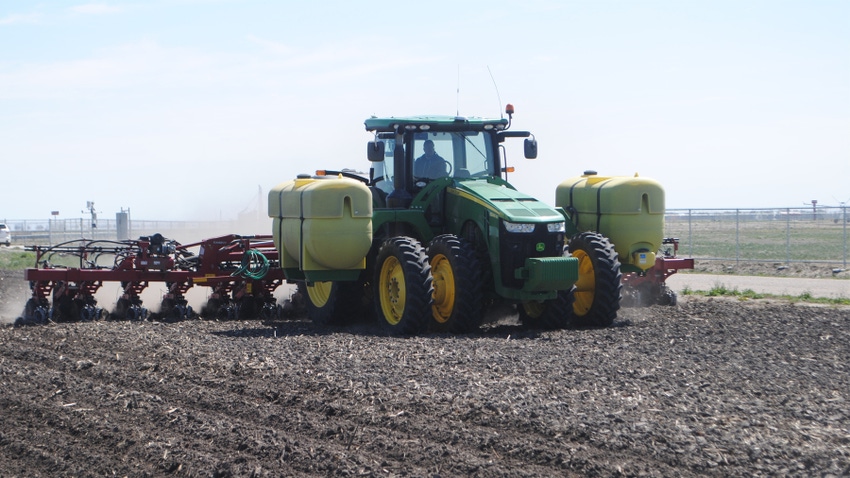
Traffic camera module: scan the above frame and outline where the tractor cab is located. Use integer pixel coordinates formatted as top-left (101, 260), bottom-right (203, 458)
top-left (365, 110), bottom-right (537, 209)
top-left (370, 129), bottom-right (495, 190)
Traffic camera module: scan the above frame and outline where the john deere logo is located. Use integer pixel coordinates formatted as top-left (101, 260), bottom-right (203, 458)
top-left (535, 243), bottom-right (545, 252)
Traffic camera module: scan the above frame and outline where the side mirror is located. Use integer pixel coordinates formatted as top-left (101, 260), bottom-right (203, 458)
top-left (367, 141), bottom-right (385, 162)
top-left (524, 138), bottom-right (538, 159)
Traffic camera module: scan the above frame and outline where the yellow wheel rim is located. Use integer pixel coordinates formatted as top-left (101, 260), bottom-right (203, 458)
top-left (522, 300), bottom-right (545, 319)
top-left (572, 249), bottom-right (595, 316)
top-left (379, 256), bottom-right (405, 325)
top-left (430, 254), bottom-right (455, 323)
top-left (306, 281), bottom-right (333, 308)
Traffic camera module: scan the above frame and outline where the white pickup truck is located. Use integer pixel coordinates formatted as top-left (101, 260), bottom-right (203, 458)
top-left (0, 223), bottom-right (11, 246)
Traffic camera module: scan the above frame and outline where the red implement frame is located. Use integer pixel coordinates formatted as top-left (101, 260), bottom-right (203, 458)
top-left (621, 238), bottom-right (694, 306)
top-left (22, 234), bottom-right (286, 323)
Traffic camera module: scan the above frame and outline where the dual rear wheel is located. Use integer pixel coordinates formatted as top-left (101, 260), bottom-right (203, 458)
top-left (372, 234), bottom-right (483, 334)
top-left (426, 235), bottom-right (482, 333)
top-left (373, 236), bottom-right (433, 335)
top-left (301, 234), bottom-right (482, 335)
top-left (304, 231), bottom-right (621, 333)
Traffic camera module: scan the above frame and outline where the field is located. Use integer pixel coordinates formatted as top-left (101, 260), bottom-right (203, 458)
top-left (665, 211), bottom-right (849, 265)
top-left (1, 267), bottom-right (848, 477)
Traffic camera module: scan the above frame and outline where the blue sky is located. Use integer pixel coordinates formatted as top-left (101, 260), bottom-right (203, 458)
top-left (1, 0), bottom-right (848, 221)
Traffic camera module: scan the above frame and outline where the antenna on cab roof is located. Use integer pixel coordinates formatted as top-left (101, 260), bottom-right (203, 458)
top-left (456, 64), bottom-right (460, 116)
top-left (487, 66), bottom-right (503, 119)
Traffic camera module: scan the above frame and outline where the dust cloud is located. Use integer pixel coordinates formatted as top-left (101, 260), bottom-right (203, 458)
top-left (0, 272), bottom-right (30, 325)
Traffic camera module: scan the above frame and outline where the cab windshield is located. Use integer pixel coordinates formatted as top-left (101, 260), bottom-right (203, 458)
top-left (373, 131), bottom-right (495, 192)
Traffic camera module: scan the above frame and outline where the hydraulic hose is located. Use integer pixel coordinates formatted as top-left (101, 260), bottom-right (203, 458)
top-left (232, 249), bottom-right (270, 280)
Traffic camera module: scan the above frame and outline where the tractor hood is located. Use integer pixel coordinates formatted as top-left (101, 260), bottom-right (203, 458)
top-left (447, 180), bottom-right (564, 224)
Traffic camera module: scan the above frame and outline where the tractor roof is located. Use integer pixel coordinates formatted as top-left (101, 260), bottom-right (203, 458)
top-left (364, 115), bottom-right (509, 133)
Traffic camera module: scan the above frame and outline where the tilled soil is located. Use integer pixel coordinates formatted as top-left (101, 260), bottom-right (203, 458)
top-left (0, 269), bottom-right (849, 477)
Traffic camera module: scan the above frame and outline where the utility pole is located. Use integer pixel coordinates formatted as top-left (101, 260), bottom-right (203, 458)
top-left (804, 199), bottom-right (818, 221)
top-left (84, 201), bottom-right (98, 229)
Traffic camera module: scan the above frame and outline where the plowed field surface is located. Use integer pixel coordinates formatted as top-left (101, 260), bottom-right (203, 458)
top-left (1, 269), bottom-right (848, 477)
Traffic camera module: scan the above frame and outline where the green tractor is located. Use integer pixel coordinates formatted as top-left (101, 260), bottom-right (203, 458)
top-left (269, 105), bottom-right (649, 334)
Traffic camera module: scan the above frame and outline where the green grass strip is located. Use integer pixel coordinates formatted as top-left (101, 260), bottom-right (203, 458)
top-left (681, 285), bottom-right (850, 306)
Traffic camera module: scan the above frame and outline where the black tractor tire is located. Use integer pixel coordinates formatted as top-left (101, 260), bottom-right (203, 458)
top-left (427, 234), bottom-right (483, 333)
top-left (519, 286), bottom-right (576, 330)
top-left (567, 231), bottom-right (623, 327)
top-left (302, 280), bottom-right (363, 327)
top-left (373, 236), bottom-right (433, 335)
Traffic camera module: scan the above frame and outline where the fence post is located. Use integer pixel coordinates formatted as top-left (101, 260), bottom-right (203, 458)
top-left (735, 209), bottom-right (740, 266)
top-left (842, 206), bottom-right (847, 269)
top-left (786, 207), bottom-right (791, 265)
top-left (688, 209), bottom-right (693, 257)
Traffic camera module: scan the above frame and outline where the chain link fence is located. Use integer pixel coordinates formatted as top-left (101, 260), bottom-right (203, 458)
top-left (2, 217), bottom-right (273, 246)
top-left (666, 207), bottom-right (849, 268)
top-left (5, 207), bottom-right (849, 269)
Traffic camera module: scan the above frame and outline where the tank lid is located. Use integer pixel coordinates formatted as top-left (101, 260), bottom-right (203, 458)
top-left (296, 173), bottom-right (312, 179)
top-left (583, 170), bottom-right (597, 176)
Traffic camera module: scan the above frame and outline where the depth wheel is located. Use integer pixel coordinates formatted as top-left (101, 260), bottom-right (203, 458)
top-left (657, 285), bottom-right (678, 306)
top-left (200, 297), bottom-right (223, 319)
top-left (427, 234), bottom-right (482, 333)
top-left (237, 295), bottom-right (260, 319)
top-left (519, 286), bottom-right (576, 330)
top-left (22, 298), bottom-right (49, 325)
top-left (52, 294), bottom-right (79, 322)
top-left (159, 298), bottom-right (189, 322)
top-left (567, 231), bottom-right (622, 327)
top-left (112, 298), bottom-right (131, 320)
top-left (373, 236), bottom-right (432, 335)
top-left (159, 298), bottom-right (179, 322)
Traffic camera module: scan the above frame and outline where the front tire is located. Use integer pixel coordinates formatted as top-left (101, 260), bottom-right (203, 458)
top-left (427, 234), bottom-right (482, 333)
top-left (567, 232), bottom-right (622, 327)
top-left (519, 286), bottom-right (576, 330)
top-left (373, 236), bottom-right (432, 335)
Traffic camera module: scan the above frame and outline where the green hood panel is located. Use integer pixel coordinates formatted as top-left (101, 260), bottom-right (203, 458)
top-left (447, 181), bottom-right (563, 223)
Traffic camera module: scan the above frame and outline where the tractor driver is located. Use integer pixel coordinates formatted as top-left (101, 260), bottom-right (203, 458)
top-left (413, 140), bottom-right (449, 179)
